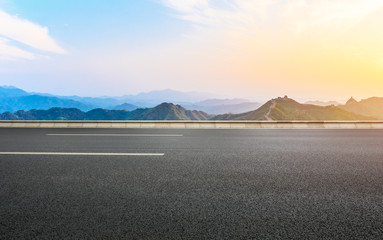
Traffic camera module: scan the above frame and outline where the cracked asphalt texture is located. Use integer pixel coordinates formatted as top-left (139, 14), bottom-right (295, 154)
top-left (0, 128), bottom-right (383, 239)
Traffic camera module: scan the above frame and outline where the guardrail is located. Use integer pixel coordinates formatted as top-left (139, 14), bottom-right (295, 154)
top-left (1, 120), bottom-right (383, 129)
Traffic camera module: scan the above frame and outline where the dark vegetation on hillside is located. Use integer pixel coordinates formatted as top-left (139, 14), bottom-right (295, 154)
top-left (0, 103), bottom-right (211, 120)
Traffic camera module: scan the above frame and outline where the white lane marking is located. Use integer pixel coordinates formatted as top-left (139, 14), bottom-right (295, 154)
top-left (0, 152), bottom-right (164, 156)
top-left (46, 134), bottom-right (183, 137)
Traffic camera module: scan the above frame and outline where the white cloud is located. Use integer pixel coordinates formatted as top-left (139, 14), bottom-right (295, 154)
top-left (283, 0), bottom-right (383, 36)
top-left (0, 8), bottom-right (66, 60)
top-left (161, 0), bottom-right (383, 38)
top-left (162, 0), bottom-right (209, 13)
top-left (0, 37), bottom-right (35, 60)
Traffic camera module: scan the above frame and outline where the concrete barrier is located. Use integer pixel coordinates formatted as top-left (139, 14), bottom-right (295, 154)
top-left (1, 120), bottom-right (383, 129)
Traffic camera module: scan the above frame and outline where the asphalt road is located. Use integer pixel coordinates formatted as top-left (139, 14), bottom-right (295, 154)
top-left (0, 128), bottom-right (383, 239)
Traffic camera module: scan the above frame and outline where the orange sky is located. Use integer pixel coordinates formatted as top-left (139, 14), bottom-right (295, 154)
top-left (154, 0), bottom-right (383, 101)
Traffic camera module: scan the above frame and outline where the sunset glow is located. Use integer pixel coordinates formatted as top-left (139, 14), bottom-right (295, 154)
top-left (1, 0), bottom-right (383, 101)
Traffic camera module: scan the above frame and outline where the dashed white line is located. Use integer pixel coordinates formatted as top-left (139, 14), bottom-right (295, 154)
top-left (0, 152), bottom-right (164, 156)
top-left (46, 134), bottom-right (183, 137)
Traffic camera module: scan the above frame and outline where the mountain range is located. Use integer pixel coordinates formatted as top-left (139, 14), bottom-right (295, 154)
top-left (0, 86), bottom-right (257, 114)
top-left (182, 99), bottom-right (261, 114)
top-left (0, 103), bottom-right (210, 121)
top-left (304, 100), bottom-right (341, 106)
top-left (58, 89), bottom-right (217, 109)
top-left (1, 86), bottom-right (383, 120)
top-left (212, 96), bottom-right (375, 120)
top-left (339, 97), bottom-right (383, 119)
top-left (0, 86), bottom-right (96, 112)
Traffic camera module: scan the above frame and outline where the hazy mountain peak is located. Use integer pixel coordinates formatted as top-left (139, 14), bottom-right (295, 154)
top-left (123, 89), bottom-right (217, 103)
top-left (0, 85), bottom-right (29, 98)
top-left (339, 96), bottom-right (383, 119)
top-left (112, 103), bottom-right (138, 111)
top-left (346, 97), bottom-right (358, 105)
top-left (212, 96), bottom-right (374, 121)
top-left (0, 102), bottom-right (211, 120)
top-left (195, 98), bottom-right (251, 106)
top-left (275, 96), bottom-right (298, 103)
top-left (305, 100), bottom-right (341, 107)
top-left (1, 85), bottom-right (18, 89)
top-left (155, 102), bottom-right (177, 108)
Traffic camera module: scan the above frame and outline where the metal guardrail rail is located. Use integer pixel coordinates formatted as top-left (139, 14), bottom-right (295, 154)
top-left (1, 120), bottom-right (383, 129)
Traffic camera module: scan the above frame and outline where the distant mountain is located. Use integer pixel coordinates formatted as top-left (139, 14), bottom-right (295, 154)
top-left (112, 103), bottom-right (139, 111)
top-left (212, 96), bottom-right (374, 120)
top-left (182, 102), bottom-right (261, 114)
top-left (180, 98), bottom-right (261, 114)
top-left (59, 96), bottom-right (126, 109)
top-left (81, 89), bottom-right (218, 108)
top-left (305, 100), bottom-right (341, 107)
top-left (0, 86), bottom-right (29, 98)
top-left (194, 98), bottom-right (251, 106)
top-left (0, 86), bottom-right (138, 112)
top-left (85, 109), bottom-right (132, 120)
top-left (120, 89), bottom-right (217, 105)
top-left (0, 86), bottom-right (224, 111)
top-left (11, 108), bottom-right (85, 120)
top-left (134, 102), bottom-right (211, 120)
top-left (339, 97), bottom-right (383, 119)
top-left (0, 103), bottom-right (210, 120)
top-left (345, 97), bottom-right (358, 105)
top-left (0, 94), bottom-right (95, 113)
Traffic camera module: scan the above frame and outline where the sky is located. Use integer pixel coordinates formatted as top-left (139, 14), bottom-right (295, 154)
top-left (0, 0), bottom-right (383, 102)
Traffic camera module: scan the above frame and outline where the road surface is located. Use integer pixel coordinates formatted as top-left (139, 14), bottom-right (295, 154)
top-left (0, 128), bottom-right (383, 239)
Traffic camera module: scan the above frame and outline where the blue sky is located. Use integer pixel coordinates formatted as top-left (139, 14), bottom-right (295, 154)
top-left (1, 0), bottom-right (383, 101)
top-left (1, 0), bottom-right (187, 48)
top-left (0, 0), bottom-right (195, 96)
